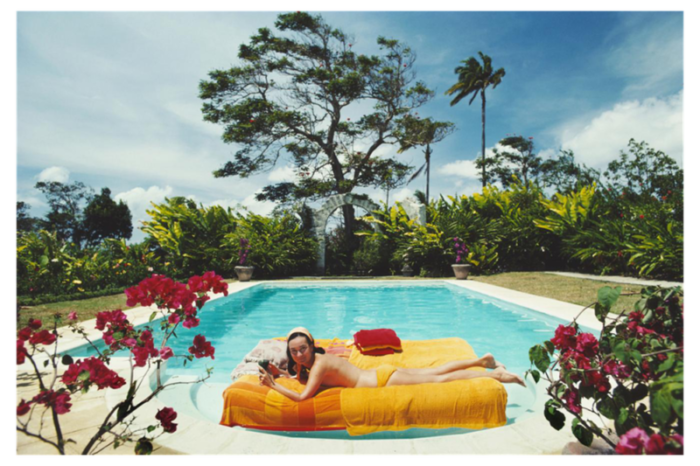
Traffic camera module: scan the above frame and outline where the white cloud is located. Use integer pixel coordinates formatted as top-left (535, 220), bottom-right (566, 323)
top-left (559, 91), bottom-right (682, 169)
top-left (268, 165), bottom-right (297, 183)
top-left (114, 185), bottom-right (174, 231)
top-left (437, 159), bottom-right (479, 179)
top-left (240, 193), bottom-right (276, 217)
top-left (36, 166), bottom-right (70, 183)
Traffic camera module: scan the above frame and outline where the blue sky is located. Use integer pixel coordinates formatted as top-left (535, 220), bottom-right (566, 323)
top-left (16, 10), bottom-right (684, 243)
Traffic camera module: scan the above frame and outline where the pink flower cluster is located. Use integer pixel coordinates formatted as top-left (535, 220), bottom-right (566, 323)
top-left (17, 319), bottom-right (57, 365)
top-left (95, 310), bottom-right (134, 351)
top-left (155, 407), bottom-right (178, 433)
top-left (615, 428), bottom-right (683, 455)
top-left (17, 389), bottom-right (72, 416)
top-left (124, 272), bottom-right (228, 330)
top-left (62, 357), bottom-right (126, 391)
top-left (132, 330), bottom-right (159, 367)
top-left (188, 335), bottom-right (215, 359)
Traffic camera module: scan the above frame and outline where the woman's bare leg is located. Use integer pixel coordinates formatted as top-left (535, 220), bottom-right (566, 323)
top-left (397, 353), bottom-right (506, 376)
top-left (386, 366), bottom-right (525, 387)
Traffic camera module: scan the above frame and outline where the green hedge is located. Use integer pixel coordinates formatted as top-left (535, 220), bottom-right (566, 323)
top-left (17, 286), bottom-right (126, 307)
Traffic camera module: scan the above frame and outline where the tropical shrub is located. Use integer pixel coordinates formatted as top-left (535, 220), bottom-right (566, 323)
top-left (224, 210), bottom-right (318, 278)
top-left (141, 197), bottom-right (238, 277)
top-left (526, 285), bottom-right (683, 454)
top-left (16, 272), bottom-right (226, 455)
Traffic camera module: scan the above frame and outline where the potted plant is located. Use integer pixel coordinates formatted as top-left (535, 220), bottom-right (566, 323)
top-left (451, 237), bottom-right (471, 280)
top-left (234, 238), bottom-right (254, 281)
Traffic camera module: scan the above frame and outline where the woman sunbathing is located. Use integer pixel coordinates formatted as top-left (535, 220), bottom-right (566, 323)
top-left (258, 327), bottom-right (526, 402)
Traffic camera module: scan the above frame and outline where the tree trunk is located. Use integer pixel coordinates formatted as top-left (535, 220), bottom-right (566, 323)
top-left (425, 143), bottom-right (431, 205)
top-left (341, 204), bottom-right (357, 255)
top-left (481, 89), bottom-right (486, 188)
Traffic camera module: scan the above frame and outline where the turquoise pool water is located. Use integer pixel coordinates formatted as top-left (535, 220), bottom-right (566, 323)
top-left (68, 282), bottom-right (590, 438)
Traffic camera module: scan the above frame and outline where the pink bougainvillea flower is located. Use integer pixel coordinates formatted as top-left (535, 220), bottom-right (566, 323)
top-left (160, 347), bottom-right (174, 360)
top-left (62, 357), bottom-right (126, 390)
top-left (121, 337), bottom-right (137, 348)
top-left (168, 313), bottom-right (181, 325)
top-left (18, 327), bottom-right (33, 342)
top-left (189, 335), bottom-right (215, 359)
top-left (616, 428), bottom-right (649, 455)
top-left (562, 389), bottom-right (581, 414)
top-left (17, 339), bottom-right (28, 365)
top-left (29, 330), bottom-right (56, 346)
top-left (28, 319), bottom-right (42, 330)
top-left (550, 325), bottom-right (577, 351)
top-left (67, 311), bottom-right (78, 321)
top-left (31, 390), bottom-right (72, 415)
top-left (156, 407), bottom-right (178, 433)
top-left (17, 399), bottom-right (32, 416)
top-left (575, 333), bottom-right (599, 357)
top-left (182, 316), bottom-right (200, 329)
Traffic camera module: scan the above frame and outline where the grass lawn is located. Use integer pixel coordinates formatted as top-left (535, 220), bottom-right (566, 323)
top-left (17, 273), bottom-right (649, 330)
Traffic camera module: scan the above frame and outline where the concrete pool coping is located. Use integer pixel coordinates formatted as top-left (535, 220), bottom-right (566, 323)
top-left (18, 278), bottom-right (604, 454)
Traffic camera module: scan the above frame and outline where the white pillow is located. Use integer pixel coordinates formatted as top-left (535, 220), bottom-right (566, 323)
top-left (230, 339), bottom-right (289, 381)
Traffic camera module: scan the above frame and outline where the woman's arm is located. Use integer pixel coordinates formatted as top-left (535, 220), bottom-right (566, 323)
top-left (267, 362), bottom-right (291, 378)
top-left (259, 363), bottom-right (325, 402)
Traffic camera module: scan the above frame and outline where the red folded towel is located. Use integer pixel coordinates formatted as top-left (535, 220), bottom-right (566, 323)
top-left (353, 328), bottom-right (402, 356)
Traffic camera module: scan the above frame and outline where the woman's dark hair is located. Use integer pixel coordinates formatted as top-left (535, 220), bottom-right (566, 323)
top-left (286, 332), bottom-right (325, 376)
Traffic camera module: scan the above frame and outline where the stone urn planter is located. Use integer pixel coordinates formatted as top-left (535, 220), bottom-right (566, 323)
top-left (401, 263), bottom-right (413, 277)
top-left (234, 266), bottom-right (254, 282)
top-left (451, 263), bottom-right (471, 280)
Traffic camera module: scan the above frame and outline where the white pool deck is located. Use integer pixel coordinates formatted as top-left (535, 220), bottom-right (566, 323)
top-left (17, 279), bottom-right (608, 455)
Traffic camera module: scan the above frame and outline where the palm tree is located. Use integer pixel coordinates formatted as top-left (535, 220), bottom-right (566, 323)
top-left (445, 52), bottom-right (506, 187)
top-left (398, 117), bottom-right (455, 205)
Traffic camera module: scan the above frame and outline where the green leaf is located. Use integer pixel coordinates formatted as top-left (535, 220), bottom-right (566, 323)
top-left (39, 255), bottom-right (49, 266)
top-left (597, 396), bottom-right (619, 420)
top-left (527, 369), bottom-right (541, 384)
top-left (572, 420), bottom-right (594, 447)
top-left (43, 359), bottom-right (49, 367)
top-left (650, 388), bottom-right (673, 425)
top-left (617, 407), bottom-right (629, 426)
top-left (613, 341), bottom-right (629, 364)
top-left (61, 354), bottom-right (74, 366)
top-left (594, 303), bottom-right (609, 322)
top-left (149, 312), bottom-right (157, 323)
top-left (544, 401), bottom-right (566, 431)
top-left (529, 345), bottom-right (551, 372)
top-left (657, 354), bottom-right (676, 372)
top-left (77, 370), bottom-right (91, 382)
top-left (147, 425), bottom-right (156, 433)
top-left (135, 438), bottom-right (153, 455)
top-left (544, 340), bottom-right (555, 355)
top-left (598, 286), bottom-right (622, 308)
top-left (630, 350), bottom-right (643, 363)
top-left (629, 384), bottom-right (649, 403)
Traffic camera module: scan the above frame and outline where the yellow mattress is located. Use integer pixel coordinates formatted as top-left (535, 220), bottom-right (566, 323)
top-left (220, 337), bottom-right (508, 435)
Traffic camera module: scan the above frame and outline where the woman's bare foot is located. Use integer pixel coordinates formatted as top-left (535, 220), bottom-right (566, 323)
top-left (492, 367), bottom-right (526, 387)
top-left (481, 353), bottom-right (506, 370)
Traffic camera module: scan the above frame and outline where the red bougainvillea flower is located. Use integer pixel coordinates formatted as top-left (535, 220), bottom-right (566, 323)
top-left (562, 389), bottom-right (581, 414)
top-left (29, 330), bottom-right (56, 346)
top-left (18, 327), bottom-right (33, 342)
top-left (551, 325), bottom-right (577, 351)
top-left (582, 369), bottom-right (611, 393)
top-left (28, 319), bottom-right (42, 330)
top-left (131, 330), bottom-right (159, 367)
top-left (189, 335), bottom-right (215, 359)
top-left (575, 333), bottom-right (599, 357)
top-left (639, 214), bottom-right (645, 219)
top-left (17, 340), bottom-right (28, 365)
top-left (603, 359), bottom-right (631, 379)
top-left (155, 407), bottom-right (178, 433)
top-left (62, 357), bottom-right (126, 390)
top-left (616, 427), bottom-right (649, 454)
top-left (67, 311), bottom-right (78, 321)
top-left (168, 313), bottom-right (181, 325)
top-left (617, 251), bottom-right (623, 257)
top-left (31, 390), bottom-right (72, 415)
top-left (160, 347), bottom-right (174, 360)
top-left (182, 316), bottom-right (200, 329)
top-left (96, 309), bottom-right (133, 351)
top-left (17, 399), bottom-right (32, 416)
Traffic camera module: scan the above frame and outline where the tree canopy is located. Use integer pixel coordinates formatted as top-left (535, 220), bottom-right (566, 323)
top-left (199, 12), bottom-right (435, 207)
top-left (82, 188), bottom-right (133, 247)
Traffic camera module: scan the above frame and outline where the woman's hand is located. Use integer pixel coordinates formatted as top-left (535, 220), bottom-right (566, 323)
top-left (267, 362), bottom-right (281, 376)
top-left (258, 367), bottom-right (275, 387)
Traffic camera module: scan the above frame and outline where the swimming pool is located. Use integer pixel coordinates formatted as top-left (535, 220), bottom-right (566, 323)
top-left (69, 281), bottom-right (592, 438)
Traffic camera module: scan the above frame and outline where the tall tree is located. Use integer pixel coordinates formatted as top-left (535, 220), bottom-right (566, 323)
top-left (198, 12), bottom-right (433, 248)
top-left (34, 181), bottom-right (92, 243)
top-left (17, 202), bottom-right (39, 233)
top-left (445, 52), bottom-right (505, 187)
top-left (81, 188), bottom-right (133, 247)
top-left (477, 135), bottom-right (544, 187)
top-left (397, 116), bottom-right (455, 204)
top-left (539, 149), bottom-right (600, 193)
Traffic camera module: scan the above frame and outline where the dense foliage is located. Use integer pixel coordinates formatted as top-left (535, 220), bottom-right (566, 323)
top-left (526, 285), bottom-right (683, 455)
